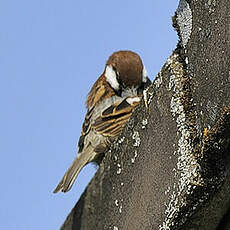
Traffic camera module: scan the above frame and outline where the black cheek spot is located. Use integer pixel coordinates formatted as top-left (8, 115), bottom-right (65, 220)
top-left (111, 85), bottom-right (121, 97)
top-left (116, 88), bottom-right (122, 97)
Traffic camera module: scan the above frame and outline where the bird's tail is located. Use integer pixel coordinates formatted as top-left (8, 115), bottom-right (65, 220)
top-left (53, 147), bottom-right (95, 193)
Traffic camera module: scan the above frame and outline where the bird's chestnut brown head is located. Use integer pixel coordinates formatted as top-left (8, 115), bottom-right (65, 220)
top-left (104, 50), bottom-right (149, 94)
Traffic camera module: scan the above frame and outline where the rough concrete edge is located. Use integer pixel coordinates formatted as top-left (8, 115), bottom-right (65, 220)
top-left (158, 49), bottom-right (202, 229)
top-left (160, 0), bottom-right (230, 228)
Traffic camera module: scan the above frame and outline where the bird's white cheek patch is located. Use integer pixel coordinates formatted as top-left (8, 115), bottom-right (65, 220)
top-left (142, 66), bottom-right (148, 83)
top-left (126, 97), bottom-right (141, 106)
top-left (105, 65), bottom-right (119, 91)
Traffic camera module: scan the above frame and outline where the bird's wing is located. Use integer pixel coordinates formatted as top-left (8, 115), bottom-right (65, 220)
top-left (53, 96), bottom-right (141, 193)
top-left (92, 96), bottom-right (140, 137)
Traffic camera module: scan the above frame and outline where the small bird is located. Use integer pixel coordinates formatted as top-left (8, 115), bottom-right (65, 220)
top-left (53, 50), bottom-right (151, 193)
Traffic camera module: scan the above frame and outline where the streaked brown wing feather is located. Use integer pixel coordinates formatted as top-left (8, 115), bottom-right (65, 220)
top-left (81, 106), bottom-right (94, 135)
top-left (86, 74), bottom-right (115, 109)
top-left (79, 75), bottom-right (116, 152)
top-left (78, 106), bottom-right (94, 152)
top-left (95, 113), bottom-right (131, 134)
top-left (101, 99), bottom-right (133, 118)
top-left (92, 98), bottom-right (136, 137)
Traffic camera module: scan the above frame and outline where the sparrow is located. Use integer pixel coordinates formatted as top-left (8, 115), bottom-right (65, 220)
top-left (53, 50), bottom-right (151, 193)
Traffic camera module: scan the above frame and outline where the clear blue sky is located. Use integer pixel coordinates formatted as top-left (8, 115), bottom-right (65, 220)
top-left (0, 1), bottom-right (178, 229)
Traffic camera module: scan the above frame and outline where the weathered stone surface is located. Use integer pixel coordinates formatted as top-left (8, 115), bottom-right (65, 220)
top-left (61, 0), bottom-right (230, 229)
